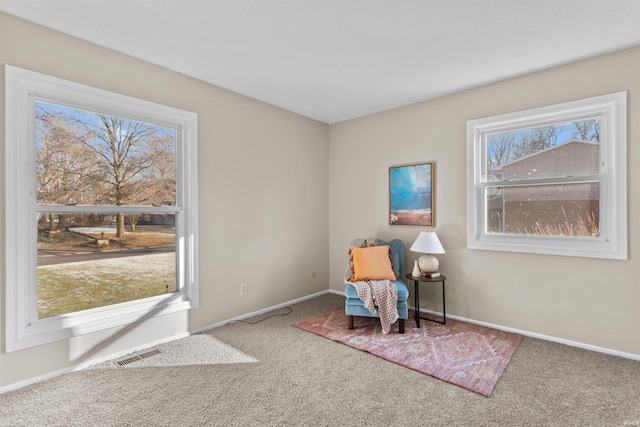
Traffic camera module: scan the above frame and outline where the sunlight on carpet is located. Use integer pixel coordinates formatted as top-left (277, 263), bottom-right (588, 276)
top-left (294, 307), bottom-right (521, 396)
top-left (90, 334), bottom-right (258, 369)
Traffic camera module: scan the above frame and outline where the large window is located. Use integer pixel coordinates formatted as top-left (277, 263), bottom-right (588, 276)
top-left (5, 66), bottom-right (199, 352)
top-left (466, 92), bottom-right (627, 259)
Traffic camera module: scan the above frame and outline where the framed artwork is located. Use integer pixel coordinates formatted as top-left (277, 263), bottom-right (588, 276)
top-left (389, 162), bottom-right (434, 226)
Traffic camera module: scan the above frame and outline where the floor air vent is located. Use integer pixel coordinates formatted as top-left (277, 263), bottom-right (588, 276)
top-left (115, 349), bottom-right (163, 366)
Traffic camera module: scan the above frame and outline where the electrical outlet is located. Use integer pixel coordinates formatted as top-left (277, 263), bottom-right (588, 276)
top-left (240, 283), bottom-right (248, 296)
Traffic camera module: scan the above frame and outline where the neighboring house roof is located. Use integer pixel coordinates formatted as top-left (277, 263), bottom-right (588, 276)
top-left (491, 139), bottom-right (599, 181)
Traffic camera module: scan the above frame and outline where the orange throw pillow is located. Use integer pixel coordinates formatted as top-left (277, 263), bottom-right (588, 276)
top-left (349, 245), bottom-right (397, 282)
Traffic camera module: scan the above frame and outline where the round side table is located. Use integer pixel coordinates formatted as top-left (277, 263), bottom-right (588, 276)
top-left (405, 273), bottom-right (446, 327)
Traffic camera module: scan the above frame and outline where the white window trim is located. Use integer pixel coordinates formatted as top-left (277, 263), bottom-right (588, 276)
top-left (466, 92), bottom-right (627, 260)
top-left (5, 65), bottom-right (199, 352)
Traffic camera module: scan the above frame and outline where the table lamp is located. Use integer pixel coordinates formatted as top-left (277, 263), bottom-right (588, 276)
top-left (409, 231), bottom-right (445, 276)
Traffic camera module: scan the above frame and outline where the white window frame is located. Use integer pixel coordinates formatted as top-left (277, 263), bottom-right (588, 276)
top-left (5, 65), bottom-right (199, 352)
top-left (466, 92), bottom-right (627, 260)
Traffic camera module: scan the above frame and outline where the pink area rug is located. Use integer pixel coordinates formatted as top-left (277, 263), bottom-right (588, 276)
top-left (294, 307), bottom-right (522, 396)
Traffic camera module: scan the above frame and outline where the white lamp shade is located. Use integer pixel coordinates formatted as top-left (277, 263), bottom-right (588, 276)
top-left (411, 232), bottom-right (445, 274)
top-left (409, 232), bottom-right (445, 254)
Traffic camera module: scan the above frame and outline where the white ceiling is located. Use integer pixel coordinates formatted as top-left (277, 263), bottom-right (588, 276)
top-left (2, 0), bottom-right (640, 124)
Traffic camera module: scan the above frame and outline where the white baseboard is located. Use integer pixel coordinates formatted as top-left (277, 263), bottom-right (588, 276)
top-left (72, 332), bottom-right (192, 370)
top-left (0, 367), bottom-right (73, 394)
top-left (191, 290), bottom-right (331, 334)
top-left (4, 289), bottom-right (637, 394)
top-left (0, 332), bottom-right (190, 394)
top-left (414, 306), bottom-right (640, 361)
top-left (2, 291), bottom-right (331, 394)
top-left (331, 287), bottom-right (639, 360)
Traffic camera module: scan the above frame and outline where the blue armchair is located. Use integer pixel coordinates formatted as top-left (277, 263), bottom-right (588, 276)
top-left (344, 238), bottom-right (409, 333)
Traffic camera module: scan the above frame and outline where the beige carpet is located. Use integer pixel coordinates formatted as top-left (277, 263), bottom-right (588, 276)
top-left (90, 334), bottom-right (257, 369)
top-left (1, 294), bottom-right (639, 426)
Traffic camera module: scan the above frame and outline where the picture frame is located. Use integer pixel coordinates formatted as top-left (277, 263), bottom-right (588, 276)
top-left (389, 162), bottom-right (435, 226)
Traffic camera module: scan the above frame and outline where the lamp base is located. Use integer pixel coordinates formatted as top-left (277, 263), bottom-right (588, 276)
top-left (418, 254), bottom-right (439, 274)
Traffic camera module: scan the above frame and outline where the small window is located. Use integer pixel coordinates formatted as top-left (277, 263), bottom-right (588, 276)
top-left (5, 66), bottom-right (199, 352)
top-left (466, 92), bottom-right (627, 259)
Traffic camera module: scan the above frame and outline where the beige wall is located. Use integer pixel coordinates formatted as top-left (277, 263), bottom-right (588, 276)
top-left (330, 46), bottom-right (640, 356)
top-left (1, 10), bottom-right (638, 391)
top-left (0, 13), bottom-right (329, 388)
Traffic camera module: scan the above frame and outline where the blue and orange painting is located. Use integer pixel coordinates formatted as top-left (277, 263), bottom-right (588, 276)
top-left (389, 163), bottom-right (433, 226)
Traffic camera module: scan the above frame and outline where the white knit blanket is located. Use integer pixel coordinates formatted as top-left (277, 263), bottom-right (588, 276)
top-left (352, 279), bottom-right (398, 334)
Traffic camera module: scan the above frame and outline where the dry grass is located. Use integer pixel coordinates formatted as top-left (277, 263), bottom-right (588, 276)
top-left (519, 207), bottom-right (599, 237)
top-left (38, 253), bottom-right (175, 318)
top-left (37, 230), bottom-right (176, 318)
top-left (38, 229), bottom-right (175, 251)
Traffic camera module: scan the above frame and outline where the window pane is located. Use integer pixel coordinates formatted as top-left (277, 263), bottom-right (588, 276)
top-left (37, 214), bottom-right (176, 318)
top-left (486, 119), bottom-right (600, 181)
top-left (35, 101), bottom-right (176, 206)
top-left (485, 183), bottom-right (599, 237)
